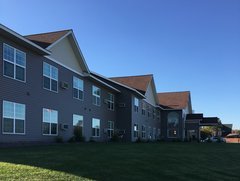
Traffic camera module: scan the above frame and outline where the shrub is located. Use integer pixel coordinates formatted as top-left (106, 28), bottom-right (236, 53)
top-left (136, 137), bottom-right (143, 143)
top-left (111, 134), bottom-right (120, 142)
top-left (73, 127), bottom-right (85, 142)
top-left (55, 136), bottom-right (63, 143)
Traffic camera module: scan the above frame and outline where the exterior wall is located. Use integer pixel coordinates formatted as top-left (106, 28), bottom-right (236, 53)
top-left (185, 121), bottom-right (200, 141)
top-left (144, 81), bottom-right (157, 105)
top-left (0, 36), bottom-right (117, 143)
top-left (48, 36), bottom-right (84, 74)
top-left (131, 97), bottom-right (160, 141)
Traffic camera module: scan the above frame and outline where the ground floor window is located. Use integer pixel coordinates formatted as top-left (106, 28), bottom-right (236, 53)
top-left (148, 126), bottom-right (152, 139)
top-left (92, 118), bottom-right (100, 137)
top-left (42, 108), bottom-right (58, 135)
top-left (107, 121), bottom-right (114, 138)
top-left (2, 100), bottom-right (25, 134)
top-left (142, 125), bottom-right (146, 139)
top-left (153, 128), bottom-right (156, 139)
top-left (168, 129), bottom-right (178, 138)
top-left (134, 124), bottom-right (139, 138)
top-left (157, 128), bottom-right (161, 138)
top-left (73, 114), bottom-right (83, 137)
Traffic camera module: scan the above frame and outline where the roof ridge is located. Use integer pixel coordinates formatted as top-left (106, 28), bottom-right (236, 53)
top-left (110, 74), bottom-right (153, 79)
top-left (157, 91), bottom-right (190, 94)
top-left (24, 29), bottom-right (72, 37)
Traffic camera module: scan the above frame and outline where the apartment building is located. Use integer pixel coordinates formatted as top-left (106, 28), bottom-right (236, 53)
top-left (0, 24), bottom-right (224, 143)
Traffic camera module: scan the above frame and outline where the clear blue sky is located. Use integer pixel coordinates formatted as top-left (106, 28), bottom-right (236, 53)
top-left (1, 0), bottom-right (240, 129)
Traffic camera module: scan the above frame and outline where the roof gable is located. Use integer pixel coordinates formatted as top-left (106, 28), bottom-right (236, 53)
top-left (144, 77), bottom-right (159, 105)
top-left (26, 29), bottom-right (90, 74)
top-left (110, 74), bottom-right (153, 94)
top-left (24, 30), bottom-right (70, 48)
top-left (157, 91), bottom-right (191, 110)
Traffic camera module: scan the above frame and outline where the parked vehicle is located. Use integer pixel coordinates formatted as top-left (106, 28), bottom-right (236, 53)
top-left (203, 136), bottom-right (226, 143)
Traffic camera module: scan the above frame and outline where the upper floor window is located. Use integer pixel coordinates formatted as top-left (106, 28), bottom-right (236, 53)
top-left (107, 93), bottom-right (114, 111)
top-left (73, 76), bottom-right (84, 100)
top-left (153, 109), bottom-right (156, 119)
top-left (3, 44), bottom-right (26, 82)
top-left (43, 62), bottom-right (58, 92)
top-left (42, 108), bottom-right (58, 135)
top-left (157, 110), bottom-right (160, 121)
top-left (142, 102), bottom-right (146, 115)
top-left (2, 100), bottom-right (25, 134)
top-left (134, 97), bottom-right (139, 112)
top-left (92, 86), bottom-right (101, 106)
top-left (147, 105), bottom-right (151, 117)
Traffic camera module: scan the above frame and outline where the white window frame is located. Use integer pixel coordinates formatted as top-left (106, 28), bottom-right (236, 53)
top-left (73, 76), bottom-right (84, 101)
top-left (3, 43), bottom-right (26, 83)
top-left (43, 62), bottom-right (58, 93)
top-left (107, 93), bottom-right (114, 111)
top-left (142, 125), bottom-right (146, 139)
top-left (142, 102), bottom-right (146, 115)
top-left (107, 121), bottom-right (114, 138)
top-left (2, 100), bottom-right (26, 135)
top-left (134, 97), bottom-right (139, 112)
top-left (133, 123), bottom-right (139, 138)
top-left (42, 108), bottom-right (58, 136)
top-left (92, 118), bottom-right (100, 137)
top-left (73, 114), bottom-right (84, 135)
top-left (92, 85), bottom-right (101, 106)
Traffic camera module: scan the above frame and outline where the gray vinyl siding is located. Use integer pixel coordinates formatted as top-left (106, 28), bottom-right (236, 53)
top-left (0, 36), bottom-right (117, 143)
top-left (131, 97), bottom-right (161, 141)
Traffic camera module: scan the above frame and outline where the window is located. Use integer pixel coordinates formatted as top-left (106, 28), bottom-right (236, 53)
top-left (142, 125), bottom-right (146, 139)
top-left (43, 62), bottom-right (58, 92)
top-left (73, 114), bottom-right (83, 136)
top-left (73, 76), bottom-right (84, 100)
top-left (167, 112), bottom-right (179, 138)
top-left (157, 110), bottom-right (160, 121)
top-left (147, 105), bottom-right (151, 117)
top-left (42, 108), bottom-right (58, 135)
top-left (3, 44), bottom-right (26, 82)
top-left (92, 86), bottom-right (101, 106)
top-left (107, 121), bottom-right (114, 138)
top-left (2, 101), bottom-right (25, 134)
top-left (107, 93), bottom-right (114, 111)
top-left (134, 97), bottom-right (139, 112)
top-left (153, 128), bottom-right (156, 139)
top-left (142, 102), bottom-right (146, 115)
top-left (153, 109), bottom-right (156, 119)
top-left (157, 128), bottom-right (161, 138)
top-left (133, 124), bottom-right (139, 138)
top-left (92, 118), bottom-right (100, 137)
top-left (148, 126), bottom-right (152, 139)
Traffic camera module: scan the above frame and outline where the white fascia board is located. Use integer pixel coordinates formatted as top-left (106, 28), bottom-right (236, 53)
top-left (90, 75), bottom-right (121, 93)
top-left (91, 71), bottom-right (145, 98)
top-left (46, 31), bottom-right (72, 50)
top-left (0, 24), bottom-right (51, 55)
top-left (44, 56), bottom-right (88, 77)
top-left (46, 31), bottom-right (90, 74)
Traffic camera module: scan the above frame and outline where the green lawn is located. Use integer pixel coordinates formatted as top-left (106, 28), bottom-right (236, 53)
top-left (0, 143), bottom-right (239, 181)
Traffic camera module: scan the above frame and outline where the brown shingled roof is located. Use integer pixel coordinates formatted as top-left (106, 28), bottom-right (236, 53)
top-left (110, 74), bottom-right (153, 93)
top-left (157, 91), bottom-right (190, 109)
top-left (24, 30), bottom-right (71, 48)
